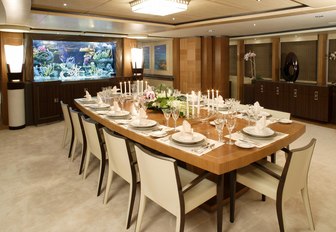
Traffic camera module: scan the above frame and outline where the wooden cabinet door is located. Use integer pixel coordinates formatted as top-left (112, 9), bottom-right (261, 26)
top-left (307, 86), bottom-right (330, 122)
top-left (33, 81), bottom-right (61, 124)
top-left (254, 81), bottom-right (267, 107)
top-left (289, 84), bottom-right (309, 118)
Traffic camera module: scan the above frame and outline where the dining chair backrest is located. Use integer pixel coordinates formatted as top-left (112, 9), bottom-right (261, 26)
top-left (282, 139), bottom-right (316, 201)
top-left (134, 145), bottom-right (182, 216)
top-left (103, 128), bottom-right (135, 183)
top-left (69, 108), bottom-right (84, 144)
top-left (60, 101), bottom-right (72, 129)
top-left (81, 116), bottom-right (103, 160)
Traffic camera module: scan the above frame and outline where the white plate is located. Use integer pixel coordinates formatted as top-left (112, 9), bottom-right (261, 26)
top-left (242, 126), bottom-right (275, 138)
top-left (130, 119), bottom-right (157, 128)
top-left (149, 131), bottom-right (168, 138)
top-left (106, 110), bottom-right (130, 117)
top-left (79, 99), bottom-right (96, 104)
top-left (171, 132), bottom-right (205, 144)
top-left (235, 140), bottom-right (255, 149)
top-left (87, 103), bottom-right (110, 109)
top-left (279, 118), bottom-right (292, 124)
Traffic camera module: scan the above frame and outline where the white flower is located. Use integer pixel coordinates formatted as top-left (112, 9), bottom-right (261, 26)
top-left (244, 51), bottom-right (256, 61)
top-left (329, 51), bottom-right (336, 61)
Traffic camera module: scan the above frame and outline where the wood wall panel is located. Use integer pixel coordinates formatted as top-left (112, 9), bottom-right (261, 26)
top-left (237, 40), bottom-right (245, 101)
top-left (179, 37), bottom-right (201, 93)
top-left (173, 38), bottom-right (180, 90)
top-left (122, 38), bottom-right (137, 78)
top-left (213, 36), bottom-right (230, 98)
top-left (201, 37), bottom-right (213, 93)
top-left (317, 33), bottom-right (327, 86)
top-left (1, 32), bottom-right (24, 125)
top-left (272, 37), bottom-right (280, 81)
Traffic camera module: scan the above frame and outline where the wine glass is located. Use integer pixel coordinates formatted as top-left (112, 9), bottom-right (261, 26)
top-left (214, 115), bottom-right (226, 142)
top-left (171, 106), bottom-right (180, 131)
top-left (118, 94), bottom-right (125, 110)
top-left (162, 108), bottom-right (172, 127)
top-left (226, 113), bottom-right (237, 145)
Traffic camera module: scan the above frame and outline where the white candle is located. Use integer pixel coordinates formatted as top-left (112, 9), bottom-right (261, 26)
top-left (211, 89), bottom-right (214, 111)
top-left (207, 90), bottom-right (210, 112)
top-left (216, 90), bottom-right (219, 110)
top-left (186, 94), bottom-right (189, 118)
top-left (120, 82), bottom-right (123, 94)
top-left (128, 81), bottom-right (131, 95)
top-left (197, 91), bottom-right (201, 115)
top-left (136, 80), bottom-right (139, 96)
top-left (124, 81), bottom-right (127, 95)
top-left (145, 81), bottom-right (148, 90)
top-left (140, 80), bottom-right (143, 94)
top-left (191, 91), bottom-right (195, 117)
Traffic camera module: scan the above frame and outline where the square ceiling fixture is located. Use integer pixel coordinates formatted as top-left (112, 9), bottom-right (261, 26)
top-left (130, 0), bottom-right (190, 16)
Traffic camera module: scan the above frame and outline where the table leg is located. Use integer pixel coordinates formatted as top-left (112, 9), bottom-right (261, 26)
top-left (229, 170), bottom-right (237, 223)
top-left (217, 174), bottom-right (224, 232)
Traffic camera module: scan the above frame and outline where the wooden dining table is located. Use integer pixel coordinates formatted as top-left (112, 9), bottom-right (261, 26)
top-left (75, 99), bottom-right (306, 232)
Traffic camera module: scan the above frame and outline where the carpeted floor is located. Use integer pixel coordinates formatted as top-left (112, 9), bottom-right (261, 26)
top-left (0, 120), bottom-right (335, 232)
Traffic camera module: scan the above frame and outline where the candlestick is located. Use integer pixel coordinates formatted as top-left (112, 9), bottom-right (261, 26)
top-left (140, 80), bottom-right (143, 94)
top-left (197, 91), bottom-right (201, 115)
top-left (124, 81), bottom-right (127, 95)
top-left (211, 89), bottom-right (214, 111)
top-left (216, 90), bottom-right (219, 110)
top-left (128, 81), bottom-right (131, 95)
top-left (207, 90), bottom-right (210, 112)
top-left (120, 82), bottom-right (123, 94)
top-left (191, 91), bottom-right (195, 117)
top-left (136, 80), bottom-right (139, 96)
top-left (145, 81), bottom-right (148, 90)
top-left (186, 94), bottom-right (189, 118)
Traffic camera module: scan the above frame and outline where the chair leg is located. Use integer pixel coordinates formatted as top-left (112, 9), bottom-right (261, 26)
top-left (78, 141), bottom-right (87, 175)
top-left (126, 180), bottom-right (137, 229)
top-left (229, 170), bottom-right (236, 223)
top-left (175, 213), bottom-right (185, 232)
top-left (261, 194), bottom-right (266, 201)
top-left (271, 153), bottom-right (276, 163)
top-left (97, 158), bottom-right (106, 196)
top-left (70, 136), bottom-right (77, 161)
top-left (301, 187), bottom-right (315, 231)
top-left (276, 198), bottom-right (285, 232)
top-left (135, 194), bottom-right (147, 232)
top-left (83, 150), bottom-right (91, 179)
top-left (103, 168), bottom-right (114, 204)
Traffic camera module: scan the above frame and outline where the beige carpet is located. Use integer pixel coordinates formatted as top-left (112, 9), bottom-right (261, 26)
top-left (0, 120), bottom-right (335, 232)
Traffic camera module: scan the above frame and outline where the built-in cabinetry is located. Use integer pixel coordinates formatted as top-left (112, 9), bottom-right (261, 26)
top-left (243, 81), bottom-right (332, 122)
top-left (31, 77), bottom-right (140, 125)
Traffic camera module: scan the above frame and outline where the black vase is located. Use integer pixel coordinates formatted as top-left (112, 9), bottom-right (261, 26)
top-left (283, 52), bottom-right (299, 82)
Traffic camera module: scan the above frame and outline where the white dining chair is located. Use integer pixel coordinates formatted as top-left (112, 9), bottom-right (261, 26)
top-left (134, 144), bottom-right (217, 232)
top-left (81, 116), bottom-right (106, 196)
top-left (69, 108), bottom-right (87, 175)
top-left (60, 101), bottom-right (74, 158)
top-left (230, 138), bottom-right (316, 232)
top-left (102, 128), bottom-right (139, 229)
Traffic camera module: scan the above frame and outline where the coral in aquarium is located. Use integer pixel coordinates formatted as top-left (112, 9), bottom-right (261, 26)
top-left (33, 40), bottom-right (116, 82)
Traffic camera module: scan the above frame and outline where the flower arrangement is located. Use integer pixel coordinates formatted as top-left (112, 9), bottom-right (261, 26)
top-left (244, 51), bottom-right (256, 79)
top-left (329, 51), bottom-right (336, 61)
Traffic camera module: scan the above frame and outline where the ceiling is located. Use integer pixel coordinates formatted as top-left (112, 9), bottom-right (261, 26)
top-left (1, 0), bottom-right (336, 39)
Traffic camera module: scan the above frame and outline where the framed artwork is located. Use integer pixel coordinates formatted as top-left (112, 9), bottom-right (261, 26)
top-left (143, 46), bottom-right (150, 69)
top-left (154, 44), bottom-right (167, 71)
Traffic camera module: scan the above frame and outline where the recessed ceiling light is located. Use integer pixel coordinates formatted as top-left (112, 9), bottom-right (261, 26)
top-left (172, 18), bottom-right (175, 21)
top-left (208, 29), bottom-right (215, 33)
top-left (63, 3), bottom-right (67, 7)
top-left (253, 23), bottom-right (256, 27)
top-left (256, 0), bottom-right (261, 2)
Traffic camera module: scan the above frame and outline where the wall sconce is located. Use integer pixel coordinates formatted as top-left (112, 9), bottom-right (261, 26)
top-left (131, 48), bottom-right (143, 69)
top-left (4, 45), bottom-right (24, 82)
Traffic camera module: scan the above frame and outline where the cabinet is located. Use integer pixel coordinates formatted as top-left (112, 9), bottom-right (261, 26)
top-left (33, 81), bottom-right (61, 124)
top-left (252, 81), bottom-right (331, 122)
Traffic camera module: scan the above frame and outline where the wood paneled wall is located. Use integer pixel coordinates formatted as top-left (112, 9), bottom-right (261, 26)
top-left (179, 37), bottom-right (201, 92)
top-left (272, 37), bottom-right (280, 81)
top-left (201, 37), bottom-right (213, 92)
top-left (173, 38), bottom-right (180, 90)
top-left (1, 32), bottom-right (24, 125)
top-left (317, 33), bottom-right (327, 86)
top-left (237, 40), bottom-right (245, 100)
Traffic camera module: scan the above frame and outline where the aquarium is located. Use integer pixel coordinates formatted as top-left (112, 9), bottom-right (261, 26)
top-left (33, 40), bottom-right (116, 82)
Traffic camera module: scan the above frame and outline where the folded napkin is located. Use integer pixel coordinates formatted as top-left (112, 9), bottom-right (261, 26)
top-left (255, 115), bottom-right (267, 133)
top-left (111, 86), bottom-right (119, 94)
top-left (138, 108), bottom-right (147, 119)
top-left (217, 95), bottom-right (224, 104)
top-left (111, 101), bottom-right (121, 112)
top-left (84, 90), bottom-right (92, 101)
top-left (253, 101), bottom-right (264, 116)
top-left (130, 103), bottom-right (138, 116)
top-left (181, 120), bottom-right (194, 140)
top-left (96, 94), bottom-right (104, 106)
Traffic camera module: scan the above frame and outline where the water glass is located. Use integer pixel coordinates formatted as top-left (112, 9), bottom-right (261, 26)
top-left (162, 108), bottom-right (172, 127)
top-left (226, 113), bottom-right (237, 145)
top-left (214, 116), bottom-right (226, 142)
top-left (171, 106), bottom-right (180, 131)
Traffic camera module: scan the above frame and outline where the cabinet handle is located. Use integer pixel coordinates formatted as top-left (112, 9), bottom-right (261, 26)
top-left (54, 98), bottom-right (59, 103)
top-left (314, 91), bottom-right (318, 101)
top-left (293, 89), bottom-right (297, 98)
top-left (276, 86), bottom-right (279, 96)
top-left (260, 84), bottom-right (264, 93)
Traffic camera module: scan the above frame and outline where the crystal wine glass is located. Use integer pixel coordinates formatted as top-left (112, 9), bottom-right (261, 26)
top-left (214, 115), bottom-right (226, 142)
top-left (171, 106), bottom-right (180, 131)
top-left (226, 113), bottom-right (237, 145)
top-left (162, 108), bottom-right (172, 127)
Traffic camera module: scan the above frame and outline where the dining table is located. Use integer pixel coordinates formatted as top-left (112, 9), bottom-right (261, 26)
top-left (74, 98), bottom-right (306, 232)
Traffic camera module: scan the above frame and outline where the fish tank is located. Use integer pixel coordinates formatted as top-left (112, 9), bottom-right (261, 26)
top-left (32, 40), bottom-right (116, 82)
